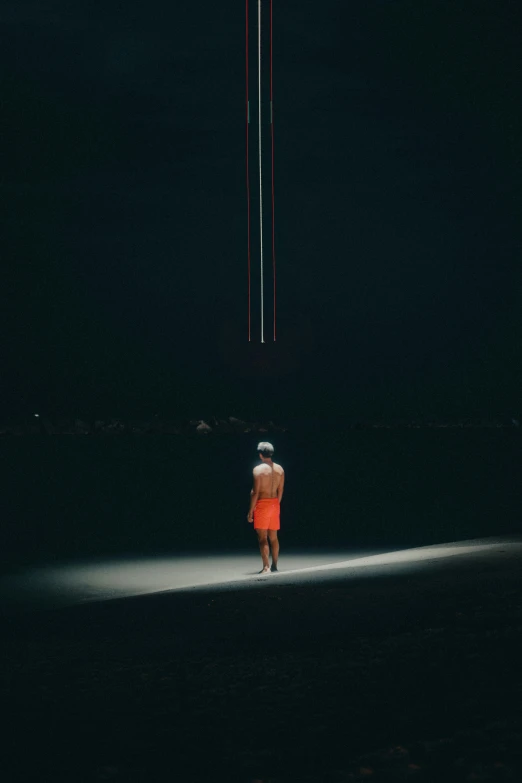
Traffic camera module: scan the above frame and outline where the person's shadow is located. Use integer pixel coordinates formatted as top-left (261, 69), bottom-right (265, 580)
top-left (244, 570), bottom-right (279, 576)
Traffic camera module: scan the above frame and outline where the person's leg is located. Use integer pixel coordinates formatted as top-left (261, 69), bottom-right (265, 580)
top-left (256, 529), bottom-right (270, 572)
top-left (268, 530), bottom-right (279, 570)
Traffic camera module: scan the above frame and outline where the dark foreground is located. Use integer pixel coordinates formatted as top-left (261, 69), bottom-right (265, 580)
top-left (3, 547), bottom-right (522, 783)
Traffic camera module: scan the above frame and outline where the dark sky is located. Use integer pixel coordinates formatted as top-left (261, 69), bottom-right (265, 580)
top-left (2, 0), bottom-right (522, 420)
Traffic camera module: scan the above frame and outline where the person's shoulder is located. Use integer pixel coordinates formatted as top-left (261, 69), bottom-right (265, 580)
top-left (274, 462), bottom-right (284, 473)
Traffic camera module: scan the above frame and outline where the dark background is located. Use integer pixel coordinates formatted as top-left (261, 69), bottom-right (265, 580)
top-left (2, 0), bottom-right (522, 421)
top-left (2, 2), bottom-right (522, 571)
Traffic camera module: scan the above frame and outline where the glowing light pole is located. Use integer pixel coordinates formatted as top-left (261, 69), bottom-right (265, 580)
top-left (246, 0), bottom-right (276, 343)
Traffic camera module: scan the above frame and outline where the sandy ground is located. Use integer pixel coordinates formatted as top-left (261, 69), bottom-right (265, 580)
top-left (2, 537), bottom-right (522, 782)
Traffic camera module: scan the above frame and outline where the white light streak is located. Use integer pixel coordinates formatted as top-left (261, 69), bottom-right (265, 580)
top-left (258, 0), bottom-right (264, 342)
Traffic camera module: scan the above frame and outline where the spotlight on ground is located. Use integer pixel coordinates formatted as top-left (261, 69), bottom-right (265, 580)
top-left (1, 537), bottom-right (519, 614)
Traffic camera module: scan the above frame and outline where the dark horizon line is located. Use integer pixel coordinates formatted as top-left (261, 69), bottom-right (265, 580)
top-left (1, 414), bottom-right (520, 436)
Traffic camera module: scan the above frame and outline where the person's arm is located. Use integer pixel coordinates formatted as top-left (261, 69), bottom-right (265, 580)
top-left (277, 470), bottom-right (285, 504)
top-left (247, 472), bottom-right (261, 522)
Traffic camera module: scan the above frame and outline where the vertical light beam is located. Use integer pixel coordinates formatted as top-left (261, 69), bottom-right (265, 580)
top-left (247, 0), bottom-right (276, 343)
top-left (246, 0), bottom-right (251, 341)
top-left (270, 0), bottom-right (276, 341)
top-left (258, 0), bottom-right (264, 343)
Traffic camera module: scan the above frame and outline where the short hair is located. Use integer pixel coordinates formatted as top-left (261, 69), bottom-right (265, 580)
top-left (257, 441), bottom-right (274, 458)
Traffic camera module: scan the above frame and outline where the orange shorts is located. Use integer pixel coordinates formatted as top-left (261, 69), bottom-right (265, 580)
top-left (253, 498), bottom-right (280, 530)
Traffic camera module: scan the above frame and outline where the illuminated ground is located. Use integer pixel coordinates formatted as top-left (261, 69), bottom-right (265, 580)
top-left (3, 536), bottom-right (522, 783)
top-left (2, 536), bottom-right (520, 612)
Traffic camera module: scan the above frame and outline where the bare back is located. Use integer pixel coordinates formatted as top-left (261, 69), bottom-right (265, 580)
top-left (254, 461), bottom-right (284, 499)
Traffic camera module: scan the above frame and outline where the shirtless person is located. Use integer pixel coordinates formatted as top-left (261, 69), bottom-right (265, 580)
top-left (247, 441), bottom-right (285, 574)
